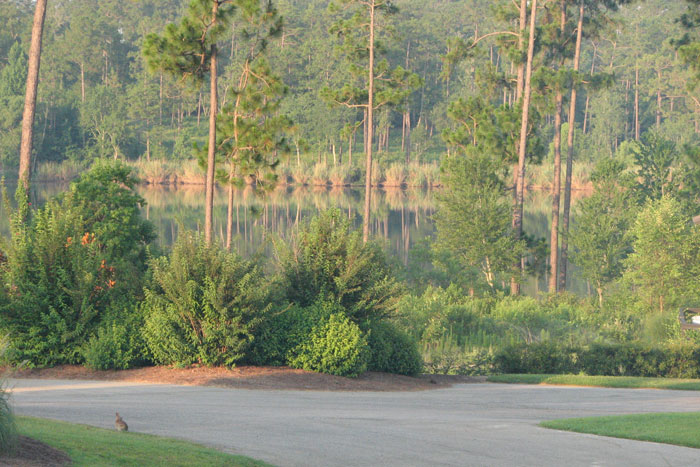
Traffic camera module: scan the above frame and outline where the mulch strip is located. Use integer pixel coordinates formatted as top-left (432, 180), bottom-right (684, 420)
top-left (0, 436), bottom-right (71, 467)
top-left (12, 365), bottom-right (484, 391)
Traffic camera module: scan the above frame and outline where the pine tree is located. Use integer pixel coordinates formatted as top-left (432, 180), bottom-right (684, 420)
top-left (143, 0), bottom-right (236, 245)
top-left (322, 0), bottom-right (421, 242)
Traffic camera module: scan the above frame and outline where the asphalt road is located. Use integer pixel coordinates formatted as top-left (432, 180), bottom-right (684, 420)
top-left (9, 379), bottom-right (700, 466)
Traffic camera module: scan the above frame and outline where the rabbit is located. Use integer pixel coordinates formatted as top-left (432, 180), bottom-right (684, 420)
top-left (115, 412), bottom-right (128, 432)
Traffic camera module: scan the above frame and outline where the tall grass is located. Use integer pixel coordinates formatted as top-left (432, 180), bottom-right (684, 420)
top-left (311, 163), bottom-right (329, 186)
top-left (383, 163), bottom-right (406, 187)
top-left (34, 161), bottom-right (84, 182)
top-left (329, 165), bottom-right (351, 187)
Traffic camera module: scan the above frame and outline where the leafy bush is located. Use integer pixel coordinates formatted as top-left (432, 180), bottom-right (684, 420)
top-left (246, 300), bottom-right (340, 366)
top-left (82, 310), bottom-right (150, 370)
top-left (289, 313), bottom-right (369, 377)
top-left (142, 231), bottom-right (272, 367)
top-left (366, 321), bottom-right (422, 376)
top-left (494, 341), bottom-right (700, 378)
top-left (0, 163), bottom-right (154, 366)
top-left (0, 189), bottom-right (126, 365)
top-left (494, 342), bottom-right (581, 374)
top-left (277, 209), bottom-right (402, 323)
top-left (0, 340), bottom-right (15, 455)
top-left (423, 340), bottom-right (494, 376)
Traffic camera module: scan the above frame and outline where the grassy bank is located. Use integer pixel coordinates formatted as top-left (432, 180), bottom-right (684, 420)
top-left (16, 416), bottom-right (271, 466)
top-left (487, 374), bottom-right (700, 391)
top-left (541, 412), bottom-right (700, 449)
top-left (29, 159), bottom-right (595, 190)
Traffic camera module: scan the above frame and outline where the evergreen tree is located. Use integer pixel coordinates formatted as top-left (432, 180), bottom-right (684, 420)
top-left (144, 0), bottom-right (236, 245)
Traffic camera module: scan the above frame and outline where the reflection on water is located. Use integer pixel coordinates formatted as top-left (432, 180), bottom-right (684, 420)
top-left (139, 184), bottom-right (437, 267)
top-left (0, 180), bottom-right (589, 296)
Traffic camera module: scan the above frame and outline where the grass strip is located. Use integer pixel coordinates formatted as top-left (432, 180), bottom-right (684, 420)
top-left (17, 416), bottom-right (272, 466)
top-left (541, 412), bottom-right (700, 449)
top-left (487, 374), bottom-right (700, 390)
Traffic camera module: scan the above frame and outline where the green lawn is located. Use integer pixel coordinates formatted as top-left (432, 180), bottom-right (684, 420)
top-left (541, 412), bottom-right (700, 449)
top-left (16, 416), bottom-right (272, 466)
top-left (487, 374), bottom-right (700, 390)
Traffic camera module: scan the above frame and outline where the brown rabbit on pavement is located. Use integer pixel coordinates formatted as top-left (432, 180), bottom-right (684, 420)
top-left (115, 412), bottom-right (128, 432)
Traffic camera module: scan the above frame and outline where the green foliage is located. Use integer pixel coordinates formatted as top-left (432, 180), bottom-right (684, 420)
top-left (434, 153), bottom-right (524, 292)
top-left (632, 133), bottom-right (683, 202)
top-left (63, 161), bottom-right (155, 279)
top-left (142, 231), bottom-right (272, 367)
top-left (623, 196), bottom-right (700, 314)
top-left (570, 159), bottom-right (636, 305)
top-left (494, 341), bottom-right (700, 378)
top-left (143, 0), bottom-right (235, 86)
top-left (0, 41), bottom-right (26, 168)
top-left (366, 321), bottom-right (422, 376)
top-left (246, 300), bottom-right (339, 366)
top-left (0, 340), bottom-right (16, 455)
top-left (289, 313), bottom-right (369, 377)
top-left (82, 311), bottom-right (150, 370)
top-left (0, 177), bottom-right (144, 366)
top-left (277, 208), bottom-right (402, 322)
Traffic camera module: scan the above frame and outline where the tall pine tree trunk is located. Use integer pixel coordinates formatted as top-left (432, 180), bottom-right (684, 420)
top-left (516, 0), bottom-right (528, 101)
top-left (511, 0), bottom-right (538, 296)
top-left (549, 1), bottom-right (566, 294)
top-left (204, 2), bottom-right (219, 246)
top-left (19, 0), bottom-right (48, 194)
top-left (635, 63), bottom-right (640, 140)
top-left (558, 0), bottom-right (584, 291)
top-left (226, 172), bottom-right (234, 250)
top-left (363, 2), bottom-right (376, 243)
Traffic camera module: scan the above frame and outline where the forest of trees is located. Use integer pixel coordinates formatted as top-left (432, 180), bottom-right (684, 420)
top-left (0, 0), bottom-right (697, 171)
top-left (1, 0), bottom-right (700, 377)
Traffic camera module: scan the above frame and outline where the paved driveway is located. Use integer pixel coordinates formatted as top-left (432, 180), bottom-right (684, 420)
top-left (9, 379), bottom-right (700, 466)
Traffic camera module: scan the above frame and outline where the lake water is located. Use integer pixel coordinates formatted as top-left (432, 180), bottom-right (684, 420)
top-left (0, 181), bottom-right (588, 296)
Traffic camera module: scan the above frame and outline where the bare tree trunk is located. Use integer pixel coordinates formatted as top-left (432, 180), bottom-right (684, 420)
top-left (226, 173), bottom-right (234, 250)
top-left (204, 2), bottom-right (219, 246)
top-left (80, 62), bottom-right (86, 103)
top-left (363, 3), bottom-right (376, 243)
top-left (549, 1), bottom-right (566, 294)
top-left (635, 63), bottom-right (640, 140)
top-left (511, 0), bottom-right (538, 296)
top-left (656, 70), bottom-right (662, 128)
top-left (404, 110), bottom-right (411, 164)
top-left (19, 0), bottom-right (48, 194)
top-left (516, 0), bottom-right (528, 101)
top-left (558, 0), bottom-right (584, 291)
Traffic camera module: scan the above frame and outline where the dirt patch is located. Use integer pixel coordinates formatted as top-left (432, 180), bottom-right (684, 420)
top-left (12, 365), bottom-right (484, 391)
top-left (0, 436), bottom-right (71, 467)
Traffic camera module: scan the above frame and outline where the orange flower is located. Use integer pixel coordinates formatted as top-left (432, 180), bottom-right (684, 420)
top-left (100, 259), bottom-right (106, 269)
top-left (107, 279), bottom-right (116, 289)
top-left (65, 237), bottom-right (72, 247)
top-left (81, 232), bottom-right (90, 245)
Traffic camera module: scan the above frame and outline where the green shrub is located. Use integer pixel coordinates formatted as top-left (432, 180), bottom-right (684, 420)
top-left (494, 341), bottom-right (700, 378)
top-left (82, 309), bottom-right (150, 370)
top-left (0, 164), bottom-right (154, 366)
top-left (246, 300), bottom-right (340, 366)
top-left (494, 342), bottom-right (581, 374)
top-left (142, 231), bottom-right (272, 368)
top-left (367, 321), bottom-right (422, 376)
top-left (0, 340), bottom-right (15, 454)
top-left (277, 209), bottom-right (403, 323)
top-left (289, 313), bottom-right (369, 377)
top-left (423, 340), bottom-right (495, 376)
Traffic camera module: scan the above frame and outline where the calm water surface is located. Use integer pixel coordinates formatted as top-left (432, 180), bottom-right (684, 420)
top-left (0, 181), bottom-right (587, 296)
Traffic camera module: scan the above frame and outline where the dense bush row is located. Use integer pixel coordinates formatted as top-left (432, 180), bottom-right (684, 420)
top-left (0, 165), bottom-right (421, 377)
top-left (3, 163), bottom-right (700, 380)
top-left (494, 341), bottom-right (700, 378)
